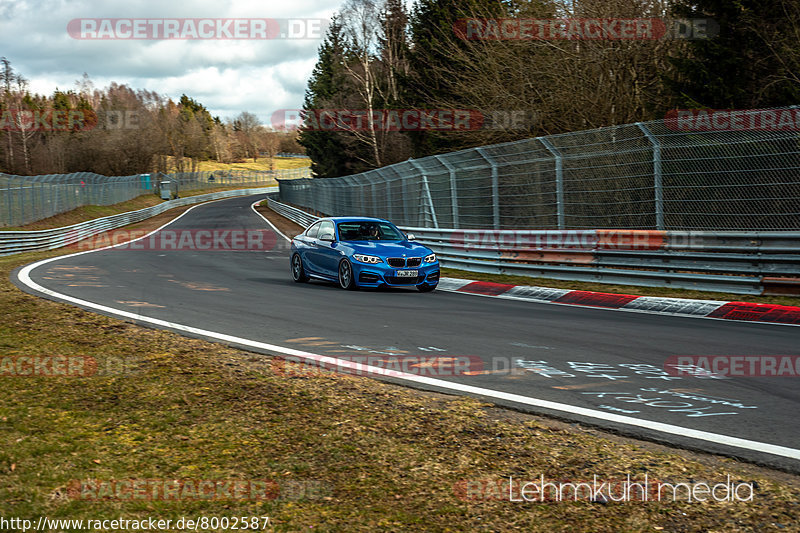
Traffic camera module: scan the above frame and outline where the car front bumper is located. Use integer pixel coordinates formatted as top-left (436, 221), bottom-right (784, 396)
top-left (352, 262), bottom-right (440, 288)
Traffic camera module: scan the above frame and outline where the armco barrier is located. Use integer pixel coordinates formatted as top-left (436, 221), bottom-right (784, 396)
top-left (0, 187), bottom-right (276, 256)
top-left (266, 195), bottom-right (321, 229)
top-left (265, 194), bottom-right (800, 296)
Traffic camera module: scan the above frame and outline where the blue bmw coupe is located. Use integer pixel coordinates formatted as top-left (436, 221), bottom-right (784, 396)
top-left (290, 217), bottom-right (440, 292)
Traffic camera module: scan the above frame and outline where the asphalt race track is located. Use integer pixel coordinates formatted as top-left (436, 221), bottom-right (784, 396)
top-left (13, 194), bottom-right (800, 472)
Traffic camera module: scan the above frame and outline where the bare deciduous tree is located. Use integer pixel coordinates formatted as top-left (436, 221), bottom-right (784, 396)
top-left (341, 0), bottom-right (384, 167)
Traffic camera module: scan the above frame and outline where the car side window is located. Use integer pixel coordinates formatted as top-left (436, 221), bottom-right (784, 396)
top-left (318, 220), bottom-right (335, 241)
top-left (305, 222), bottom-right (321, 239)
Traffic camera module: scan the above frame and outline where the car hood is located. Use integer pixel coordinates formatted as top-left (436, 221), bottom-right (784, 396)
top-left (346, 241), bottom-right (432, 257)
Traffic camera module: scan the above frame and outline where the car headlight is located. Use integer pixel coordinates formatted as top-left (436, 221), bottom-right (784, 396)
top-left (424, 253), bottom-right (437, 263)
top-left (353, 254), bottom-right (383, 264)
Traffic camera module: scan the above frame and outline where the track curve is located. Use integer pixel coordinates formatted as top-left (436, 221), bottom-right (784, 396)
top-left (13, 194), bottom-right (800, 472)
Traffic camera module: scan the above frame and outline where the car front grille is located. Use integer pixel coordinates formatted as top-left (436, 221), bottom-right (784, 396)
top-left (387, 257), bottom-right (422, 268)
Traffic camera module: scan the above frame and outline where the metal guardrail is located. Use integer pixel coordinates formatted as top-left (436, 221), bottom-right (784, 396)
top-left (265, 195), bottom-right (321, 228)
top-left (265, 194), bottom-right (800, 296)
top-left (0, 187), bottom-right (276, 257)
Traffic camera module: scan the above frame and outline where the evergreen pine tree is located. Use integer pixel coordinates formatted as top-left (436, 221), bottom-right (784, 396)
top-left (666, 0), bottom-right (800, 108)
top-left (298, 16), bottom-right (352, 178)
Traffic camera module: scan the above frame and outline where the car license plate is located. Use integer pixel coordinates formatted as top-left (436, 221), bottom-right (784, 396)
top-left (397, 270), bottom-right (418, 277)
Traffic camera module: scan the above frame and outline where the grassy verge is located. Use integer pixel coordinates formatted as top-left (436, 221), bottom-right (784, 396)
top-left (3, 187), bottom-right (277, 232)
top-left (1, 203), bottom-right (798, 531)
top-left (193, 157), bottom-right (310, 172)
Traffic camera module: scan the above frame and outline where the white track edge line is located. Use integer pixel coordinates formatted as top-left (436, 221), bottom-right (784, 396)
top-left (250, 200), bottom-right (292, 242)
top-left (14, 196), bottom-right (800, 462)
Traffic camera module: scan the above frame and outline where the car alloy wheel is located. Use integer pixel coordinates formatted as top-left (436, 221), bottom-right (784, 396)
top-left (291, 254), bottom-right (309, 282)
top-left (338, 259), bottom-right (357, 290)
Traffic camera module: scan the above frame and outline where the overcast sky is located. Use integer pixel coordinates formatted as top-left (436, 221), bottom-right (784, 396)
top-left (0, 0), bottom-right (352, 125)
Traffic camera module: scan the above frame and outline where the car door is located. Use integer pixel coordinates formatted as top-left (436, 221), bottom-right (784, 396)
top-left (314, 220), bottom-right (341, 278)
top-left (298, 221), bottom-right (322, 275)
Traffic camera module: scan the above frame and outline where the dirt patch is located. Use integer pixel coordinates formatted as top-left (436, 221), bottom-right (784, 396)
top-left (254, 203), bottom-right (305, 239)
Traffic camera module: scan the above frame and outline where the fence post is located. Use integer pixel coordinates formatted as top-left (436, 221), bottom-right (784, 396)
top-left (30, 180), bottom-right (38, 222)
top-left (39, 180), bottom-right (46, 220)
top-left (540, 137), bottom-right (565, 229)
top-left (5, 176), bottom-right (11, 226)
top-left (434, 155), bottom-right (459, 229)
top-left (401, 172), bottom-right (409, 226)
top-left (371, 180), bottom-right (378, 219)
top-left (315, 180), bottom-right (323, 215)
top-left (345, 176), bottom-right (358, 215)
top-left (19, 177), bottom-right (25, 225)
top-left (305, 179), bottom-right (313, 213)
top-left (637, 122), bottom-right (665, 230)
top-left (381, 173), bottom-right (392, 221)
top-left (408, 159), bottom-right (439, 228)
top-left (476, 148), bottom-right (500, 229)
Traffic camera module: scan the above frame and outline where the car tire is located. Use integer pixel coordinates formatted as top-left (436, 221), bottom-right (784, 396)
top-left (338, 259), bottom-right (357, 290)
top-left (291, 254), bottom-right (309, 283)
top-left (417, 283), bottom-right (437, 293)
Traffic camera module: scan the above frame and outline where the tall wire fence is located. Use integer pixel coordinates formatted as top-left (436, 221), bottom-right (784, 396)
top-left (1, 167), bottom-right (310, 227)
top-left (278, 110), bottom-right (800, 231)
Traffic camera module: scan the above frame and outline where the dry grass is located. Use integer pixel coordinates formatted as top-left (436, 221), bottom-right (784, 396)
top-left (192, 157), bottom-right (310, 172)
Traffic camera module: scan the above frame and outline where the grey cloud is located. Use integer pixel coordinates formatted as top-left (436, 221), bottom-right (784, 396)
top-left (2, 0), bottom-right (342, 118)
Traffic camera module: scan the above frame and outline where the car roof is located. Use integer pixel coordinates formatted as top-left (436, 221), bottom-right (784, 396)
top-left (325, 217), bottom-right (391, 224)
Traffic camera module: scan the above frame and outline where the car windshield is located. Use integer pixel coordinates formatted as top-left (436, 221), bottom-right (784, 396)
top-left (337, 221), bottom-right (405, 241)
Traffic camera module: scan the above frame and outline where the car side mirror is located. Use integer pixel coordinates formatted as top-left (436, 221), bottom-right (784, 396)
top-left (319, 232), bottom-right (335, 242)
top-left (407, 233), bottom-right (416, 241)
